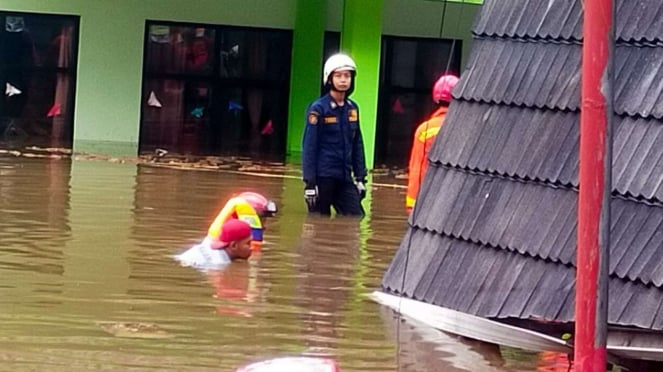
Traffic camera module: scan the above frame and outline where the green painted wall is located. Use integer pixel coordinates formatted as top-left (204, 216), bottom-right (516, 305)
top-left (383, 0), bottom-right (481, 67)
top-left (341, 0), bottom-right (384, 169)
top-left (286, 0), bottom-right (326, 166)
top-left (2, 0), bottom-right (296, 156)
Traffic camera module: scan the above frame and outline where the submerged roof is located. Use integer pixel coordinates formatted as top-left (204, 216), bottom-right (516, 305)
top-left (382, 0), bottom-right (663, 331)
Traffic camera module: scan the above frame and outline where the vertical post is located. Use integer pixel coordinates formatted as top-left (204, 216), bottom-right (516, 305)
top-left (575, 0), bottom-right (613, 371)
top-left (286, 0), bottom-right (326, 159)
top-left (340, 0), bottom-right (384, 169)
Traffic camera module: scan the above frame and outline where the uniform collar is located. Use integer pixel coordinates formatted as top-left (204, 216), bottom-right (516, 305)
top-left (325, 93), bottom-right (353, 109)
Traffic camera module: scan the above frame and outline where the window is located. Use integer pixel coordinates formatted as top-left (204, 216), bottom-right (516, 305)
top-left (0, 12), bottom-right (79, 149)
top-left (140, 22), bottom-right (292, 161)
top-left (376, 36), bottom-right (462, 167)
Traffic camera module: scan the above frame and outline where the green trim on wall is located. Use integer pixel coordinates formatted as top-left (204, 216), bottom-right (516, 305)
top-left (340, 0), bottom-right (384, 169)
top-left (286, 0), bottom-right (326, 161)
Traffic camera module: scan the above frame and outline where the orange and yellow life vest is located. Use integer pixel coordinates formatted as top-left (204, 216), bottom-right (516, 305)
top-left (206, 196), bottom-right (263, 248)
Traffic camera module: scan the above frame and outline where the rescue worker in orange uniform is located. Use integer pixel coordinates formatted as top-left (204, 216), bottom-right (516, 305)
top-left (406, 74), bottom-right (459, 213)
top-left (204, 191), bottom-right (277, 251)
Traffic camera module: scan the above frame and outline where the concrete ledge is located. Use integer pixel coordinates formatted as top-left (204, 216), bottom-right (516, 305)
top-left (74, 140), bottom-right (138, 158)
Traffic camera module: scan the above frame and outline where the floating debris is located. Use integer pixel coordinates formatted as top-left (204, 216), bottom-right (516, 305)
top-left (96, 321), bottom-right (174, 339)
top-left (1, 145), bottom-right (408, 185)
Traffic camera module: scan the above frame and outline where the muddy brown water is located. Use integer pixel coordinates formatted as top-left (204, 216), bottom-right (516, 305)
top-left (0, 156), bottom-right (572, 371)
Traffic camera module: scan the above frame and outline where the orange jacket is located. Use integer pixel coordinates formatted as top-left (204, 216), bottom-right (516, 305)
top-left (406, 106), bottom-right (448, 212)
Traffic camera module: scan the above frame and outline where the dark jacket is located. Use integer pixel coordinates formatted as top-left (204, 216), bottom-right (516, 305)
top-left (302, 93), bottom-right (367, 184)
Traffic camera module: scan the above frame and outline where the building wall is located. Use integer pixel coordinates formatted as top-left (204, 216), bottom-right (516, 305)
top-left (330, 0), bottom-right (479, 66)
top-left (383, 1), bottom-right (480, 66)
top-left (2, 0), bottom-right (296, 155)
top-left (1, 0), bottom-right (480, 160)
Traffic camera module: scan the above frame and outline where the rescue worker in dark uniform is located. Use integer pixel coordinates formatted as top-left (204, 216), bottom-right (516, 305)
top-left (302, 53), bottom-right (367, 216)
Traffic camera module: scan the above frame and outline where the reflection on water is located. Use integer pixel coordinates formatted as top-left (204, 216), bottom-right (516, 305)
top-left (380, 306), bottom-right (504, 371)
top-left (0, 156), bottom-right (563, 371)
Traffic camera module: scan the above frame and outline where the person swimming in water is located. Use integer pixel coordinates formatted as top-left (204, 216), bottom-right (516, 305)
top-left (175, 219), bottom-right (253, 270)
top-left (203, 191), bottom-right (277, 251)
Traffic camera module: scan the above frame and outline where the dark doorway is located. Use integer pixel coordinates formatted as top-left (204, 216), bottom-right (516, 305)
top-left (376, 36), bottom-right (462, 168)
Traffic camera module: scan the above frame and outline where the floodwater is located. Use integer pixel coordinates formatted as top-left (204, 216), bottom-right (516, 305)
top-left (0, 156), bottom-right (572, 371)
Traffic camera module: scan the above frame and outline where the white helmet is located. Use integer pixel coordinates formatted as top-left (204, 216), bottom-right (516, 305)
top-left (323, 53), bottom-right (357, 85)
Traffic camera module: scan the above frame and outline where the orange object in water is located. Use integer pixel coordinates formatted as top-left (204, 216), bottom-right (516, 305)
top-left (250, 240), bottom-right (262, 252)
top-left (536, 351), bottom-right (573, 371)
top-left (406, 106), bottom-right (448, 213)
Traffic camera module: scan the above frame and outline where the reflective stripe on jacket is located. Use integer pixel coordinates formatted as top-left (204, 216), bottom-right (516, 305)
top-left (207, 197), bottom-right (262, 247)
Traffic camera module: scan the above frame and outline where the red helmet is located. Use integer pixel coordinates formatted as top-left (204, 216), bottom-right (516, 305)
top-left (432, 74), bottom-right (459, 104)
top-left (238, 192), bottom-right (278, 217)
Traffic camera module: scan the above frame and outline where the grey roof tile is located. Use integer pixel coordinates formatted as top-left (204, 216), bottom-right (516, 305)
top-left (616, 0), bottom-right (663, 43)
top-left (615, 45), bottom-right (663, 118)
top-left (433, 102), bottom-right (663, 202)
top-left (473, 0), bottom-right (583, 40)
top-left (414, 167), bottom-right (663, 287)
top-left (454, 38), bottom-right (581, 110)
top-left (613, 280), bottom-right (663, 329)
top-left (475, 0), bottom-right (663, 43)
top-left (455, 40), bottom-right (663, 119)
top-left (382, 231), bottom-right (663, 330)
